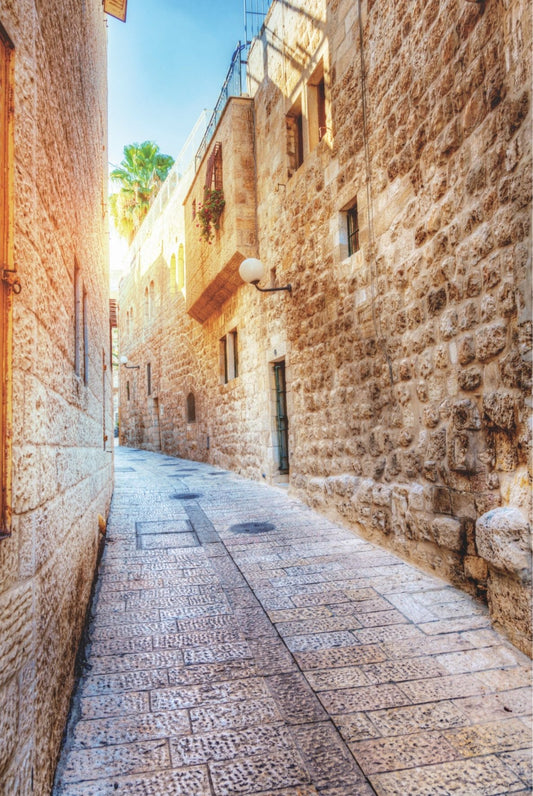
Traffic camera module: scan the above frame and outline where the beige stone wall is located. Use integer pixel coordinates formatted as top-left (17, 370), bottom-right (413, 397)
top-left (119, 0), bottom-right (531, 652)
top-left (248, 0), bottom-right (532, 651)
top-left (119, 160), bottom-right (210, 459)
top-left (0, 2), bottom-right (112, 793)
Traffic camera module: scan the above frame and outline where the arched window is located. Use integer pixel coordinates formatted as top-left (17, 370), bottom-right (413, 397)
top-left (170, 253), bottom-right (176, 293)
top-left (177, 244), bottom-right (185, 290)
top-left (186, 392), bottom-right (196, 423)
top-left (149, 280), bottom-right (155, 319)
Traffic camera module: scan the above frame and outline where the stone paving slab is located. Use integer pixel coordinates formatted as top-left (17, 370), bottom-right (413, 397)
top-left (53, 448), bottom-right (532, 795)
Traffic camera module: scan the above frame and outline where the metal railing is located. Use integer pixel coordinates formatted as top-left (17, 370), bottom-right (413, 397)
top-left (194, 1), bottom-right (272, 170)
top-left (195, 42), bottom-right (249, 171)
top-left (245, 0), bottom-right (271, 42)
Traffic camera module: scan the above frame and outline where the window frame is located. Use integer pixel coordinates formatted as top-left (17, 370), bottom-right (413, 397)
top-left (0, 22), bottom-right (14, 538)
top-left (286, 95), bottom-right (304, 177)
top-left (347, 202), bottom-right (360, 257)
top-left (83, 287), bottom-right (89, 385)
top-left (219, 329), bottom-right (238, 384)
top-left (307, 60), bottom-right (327, 150)
top-left (186, 392), bottom-right (196, 423)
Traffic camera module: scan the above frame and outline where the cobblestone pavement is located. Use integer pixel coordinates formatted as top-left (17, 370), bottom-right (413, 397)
top-left (53, 447), bottom-right (532, 796)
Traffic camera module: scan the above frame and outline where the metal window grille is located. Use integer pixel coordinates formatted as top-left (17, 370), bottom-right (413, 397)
top-left (347, 204), bottom-right (360, 256)
top-left (205, 142), bottom-right (223, 191)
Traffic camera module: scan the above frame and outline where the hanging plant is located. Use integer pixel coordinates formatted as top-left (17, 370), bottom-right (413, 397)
top-left (197, 187), bottom-right (225, 243)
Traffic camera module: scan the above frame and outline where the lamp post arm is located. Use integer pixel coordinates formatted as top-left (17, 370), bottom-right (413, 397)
top-left (252, 282), bottom-right (292, 293)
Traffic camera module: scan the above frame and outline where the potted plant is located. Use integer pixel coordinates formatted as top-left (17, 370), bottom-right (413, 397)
top-left (197, 187), bottom-right (225, 243)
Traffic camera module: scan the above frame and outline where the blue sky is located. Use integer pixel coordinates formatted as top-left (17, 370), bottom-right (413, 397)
top-left (107, 0), bottom-right (248, 169)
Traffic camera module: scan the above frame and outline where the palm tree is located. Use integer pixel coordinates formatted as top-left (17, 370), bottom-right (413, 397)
top-left (109, 141), bottom-right (174, 243)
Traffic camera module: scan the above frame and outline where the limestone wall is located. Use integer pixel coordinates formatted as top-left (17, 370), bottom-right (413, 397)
top-left (0, 2), bottom-right (112, 793)
top-left (248, 0), bottom-right (531, 651)
top-left (119, 0), bottom-right (531, 652)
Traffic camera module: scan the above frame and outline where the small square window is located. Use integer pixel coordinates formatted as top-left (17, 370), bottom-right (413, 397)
top-left (347, 203), bottom-right (360, 256)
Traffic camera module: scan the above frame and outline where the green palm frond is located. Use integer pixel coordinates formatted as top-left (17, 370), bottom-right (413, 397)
top-left (110, 141), bottom-right (174, 243)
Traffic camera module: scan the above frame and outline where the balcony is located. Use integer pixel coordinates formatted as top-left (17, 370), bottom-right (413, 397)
top-left (184, 97), bottom-right (258, 323)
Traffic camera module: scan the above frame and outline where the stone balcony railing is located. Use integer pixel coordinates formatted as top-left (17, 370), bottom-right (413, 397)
top-left (184, 97), bottom-right (258, 323)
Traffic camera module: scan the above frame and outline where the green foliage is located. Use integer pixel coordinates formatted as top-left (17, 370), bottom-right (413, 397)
top-left (109, 141), bottom-right (174, 244)
top-left (197, 188), bottom-right (226, 243)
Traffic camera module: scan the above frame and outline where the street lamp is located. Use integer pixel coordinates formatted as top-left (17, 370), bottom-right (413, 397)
top-left (239, 258), bottom-right (292, 293)
top-left (120, 355), bottom-right (140, 369)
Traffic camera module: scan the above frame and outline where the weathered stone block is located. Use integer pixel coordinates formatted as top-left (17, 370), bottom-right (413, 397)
top-left (408, 484), bottom-right (426, 512)
top-left (0, 585), bottom-right (34, 689)
top-left (432, 486), bottom-right (452, 514)
top-left (457, 335), bottom-right (476, 365)
top-left (357, 479), bottom-right (374, 504)
top-left (432, 516), bottom-right (464, 552)
top-left (0, 677), bottom-right (18, 774)
top-left (476, 507), bottom-right (531, 578)
top-left (482, 392), bottom-right (516, 431)
top-left (475, 323), bottom-right (507, 362)
top-left (486, 569), bottom-right (532, 656)
top-left (458, 368), bottom-right (482, 392)
top-left (452, 399), bottom-right (481, 430)
top-left (448, 431), bottom-right (478, 473)
top-left (372, 484), bottom-right (392, 506)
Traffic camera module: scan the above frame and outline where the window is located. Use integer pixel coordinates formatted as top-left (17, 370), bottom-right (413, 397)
top-left (205, 141), bottom-right (223, 192)
top-left (219, 330), bottom-right (238, 384)
top-left (74, 264), bottom-right (81, 376)
top-left (126, 380), bottom-right (130, 401)
top-left (147, 362), bottom-right (151, 395)
top-left (347, 202), bottom-right (360, 256)
top-left (308, 61), bottom-right (327, 149)
top-left (144, 286), bottom-right (149, 324)
top-left (0, 22), bottom-right (14, 537)
top-left (170, 254), bottom-right (176, 294)
top-left (187, 392), bottom-right (196, 423)
top-left (286, 96), bottom-right (304, 177)
top-left (83, 288), bottom-right (89, 384)
top-left (177, 244), bottom-right (185, 290)
top-left (149, 280), bottom-right (155, 320)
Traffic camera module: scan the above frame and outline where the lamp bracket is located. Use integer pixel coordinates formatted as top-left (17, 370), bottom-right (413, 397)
top-left (253, 281), bottom-right (292, 294)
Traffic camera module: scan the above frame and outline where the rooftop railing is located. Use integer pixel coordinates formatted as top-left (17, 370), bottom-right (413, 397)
top-left (194, 0), bottom-right (272, 170)
top-left (194, 42), bottom-right (249, 171)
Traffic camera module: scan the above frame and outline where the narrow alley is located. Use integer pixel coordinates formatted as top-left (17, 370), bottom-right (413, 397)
top-left (53, 446), bottom-right (532, 796)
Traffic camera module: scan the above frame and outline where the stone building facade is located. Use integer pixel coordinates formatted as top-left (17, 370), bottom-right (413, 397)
top-left (119, 0), bottom-right (531, 653)
top-left (0, 2), bottom-right (113, 793)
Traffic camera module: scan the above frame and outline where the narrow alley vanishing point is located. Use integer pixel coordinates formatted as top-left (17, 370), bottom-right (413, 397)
top-left (53, 447), bottom-right (532, 795)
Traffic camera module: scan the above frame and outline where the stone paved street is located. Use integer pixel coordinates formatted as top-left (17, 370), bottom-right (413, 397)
top-left (53, 447), bottom-right (532, 795)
